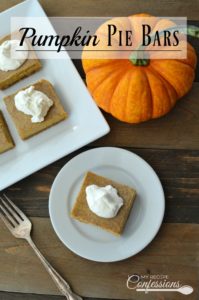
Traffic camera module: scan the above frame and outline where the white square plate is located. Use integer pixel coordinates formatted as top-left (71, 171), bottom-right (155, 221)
top-left (49, 147), bottom-right (165, 262)
top-left (0, 0), bottom-right (110, 191)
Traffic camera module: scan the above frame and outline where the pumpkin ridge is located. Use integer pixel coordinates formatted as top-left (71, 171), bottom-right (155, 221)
top-left (172, 44), bottom-right (197, 69)
top-left (89, 62), bottom-right (129, 96)
top-left (149, 67), bottom-right (178, 116)
top-left (151, 60), bottom-right (195, 98)
top-left (149, 63), bottom-right (179, 98)
top-left (115, 67), bottom-right (152, 122)
top-left (173, 58), bottom-right (195, 69)
top-left (108, 72), bottom-right (126, 113)
top-left (85, 60), bottom-right (126, 77)
top-left (143, 69), bottom-right (155, 119)
top-left (85, 61), bottom-right (124, 93)
top-left (147, 66), bottom-right (176, 109)
top-left (91, 64), bottom-right (130, 112)
top-left (174, 43), bottom-right (197, 69)
top-left (124, 69), bottom-right (135, 120)
top-left (110, 68), bottom-right (133, 117)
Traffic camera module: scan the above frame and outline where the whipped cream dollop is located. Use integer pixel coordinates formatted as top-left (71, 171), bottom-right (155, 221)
top-left (86, 184), bottom-right (124, 218)
top-left (14, 86), bottom-right (53, 123)
top-left (0, 40), bottom-right (28, 71)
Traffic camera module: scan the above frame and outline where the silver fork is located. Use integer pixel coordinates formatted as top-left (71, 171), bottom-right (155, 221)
top-left (0, 194), bottom-right (82, 300)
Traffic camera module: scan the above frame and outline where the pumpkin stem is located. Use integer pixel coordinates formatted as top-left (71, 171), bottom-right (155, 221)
top-left (129, 25), bottom-right (199, 66)
top-left (129, 51), bottom-right (149, 66)
top-left (187, 25), bottom-right (199, 38)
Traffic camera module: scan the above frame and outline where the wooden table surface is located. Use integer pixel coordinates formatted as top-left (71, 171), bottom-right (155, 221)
top-left (0, 1), bottom-right (199, 300)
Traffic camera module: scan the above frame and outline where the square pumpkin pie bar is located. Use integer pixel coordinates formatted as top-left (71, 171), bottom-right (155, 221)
top-left (0, 110), bottom-right (15, 154)
top-left (71, 172), bottom-right (136, 236)
top-left (0, 33), bottom-right (41, 89)
top-left (4, 79), bottom-right (68, 140)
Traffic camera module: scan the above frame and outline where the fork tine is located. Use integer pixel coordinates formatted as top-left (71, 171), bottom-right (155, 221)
top-left (1, 198), bottom-right (22, 223)
top-left (3, 194), bottom-right (26, 220)
top-left (0, 211), bottom-right (14, 231)
top-left (0, 202), bottom-right (17, 227)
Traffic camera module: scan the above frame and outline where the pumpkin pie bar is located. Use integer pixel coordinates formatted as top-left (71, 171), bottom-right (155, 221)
top-left (4, 79), bottom-right (68, 140)
top-left (0, 33), bottom-right (41, 89)
top-left (0, 110), bottom-right (14, 154)
top-left (71, 172), bottom-right (136, 236)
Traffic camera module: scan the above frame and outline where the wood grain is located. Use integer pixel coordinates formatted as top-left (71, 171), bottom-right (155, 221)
top-left (4, 148), bottom-right (199, 223)
top-left (36, 0), bottom-right (199, 20)
top-left (0, 293), bottom-right (64, 300)
top-left (0, 218), bottom-right (198, 300)
top-left (0, 293), bottom-right (112, 300)
top-left (0, 0), bottom-right (198, 19)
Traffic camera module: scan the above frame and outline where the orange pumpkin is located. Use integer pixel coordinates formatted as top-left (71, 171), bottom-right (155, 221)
top-left (82, 14), bottom-right (197, 123)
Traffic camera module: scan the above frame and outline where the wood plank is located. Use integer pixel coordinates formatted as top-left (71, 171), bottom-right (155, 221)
top-left (0, 292), bottom-right (120, 300)
top-left (4, 148), bottom-right (199, 223)
top-left (0, 0), bottom-right (198, 20)
top-left (0, 292), bottom-right (108, 300)
top-left (40, 0), bottom-right (199, 20)
top-left (0, 293), bottom-right (64, 300)
top-left (0, 292), bottom-right (113, 300)
top-left (0, 218), bottom-right (198, 299)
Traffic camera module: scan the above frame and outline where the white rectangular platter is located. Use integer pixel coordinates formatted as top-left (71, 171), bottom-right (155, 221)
top-left (0, 0), bottom-right (110, 191)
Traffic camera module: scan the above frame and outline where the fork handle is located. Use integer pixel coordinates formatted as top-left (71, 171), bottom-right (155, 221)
top-left (26, 236), bottom-right (82, 300)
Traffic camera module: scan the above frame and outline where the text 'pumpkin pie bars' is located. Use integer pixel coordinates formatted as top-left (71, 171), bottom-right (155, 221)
top-left (71, 172), bottom-right (136, 236)
top-left (0, 33), bottom-right (41, 89)
top-left (0, 110), bottom-right (15, 154)
top-left (4, 79), bottom-right (68, 140)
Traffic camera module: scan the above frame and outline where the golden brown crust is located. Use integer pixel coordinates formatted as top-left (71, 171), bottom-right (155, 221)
top-left (0, 110), bottom-right (15, 154)
top-left (4, 79), bottom-right (68, 140)
top-left (71, 172), bottom-right (136, 236)
top-left (0, 33), bottom-right (42, 89)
